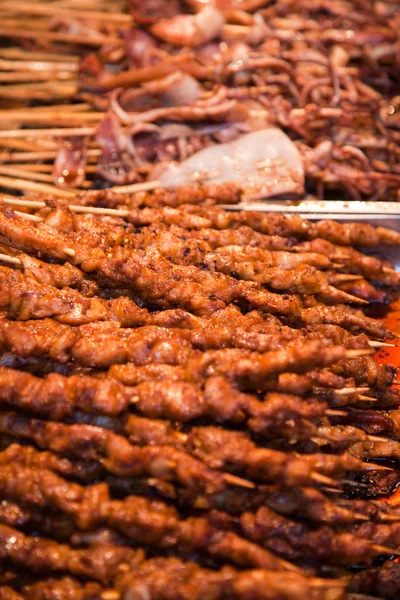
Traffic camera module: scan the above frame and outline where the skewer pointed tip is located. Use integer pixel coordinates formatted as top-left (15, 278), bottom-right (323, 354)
top-left (344, 349), bottom-right (375, 358)
top-left (64, 248), bottom-right (75, 258)
top-left (366, 435), bottom-right (390, 443)
top-left (334, 386), bottom-right (369, 396)
top-left (357, 395), bottom-right (378, 402)
top-left (223, 473), bottom-right (256, 489)
top-left (311, 472), bottom-right (340, 488)
top-left (310, 578), bottom-right (346, 589)
top-left (326, 409), bottom-right (348, 417)
top-left (372, 544), bottom-right (400, 556)
top-left (369, 341), bottom-right (396, 348)
top-left (354, 513), bottom-right (370, 521)
top-left (101, 592), bottom-right (120, 600)
top-left (380, 514), bottom-right (400, 523)
top-left (361, 462), bottom-right (394, 472)
top-left (332, 274), bottom-right (364, 283)
top-left (341, 479), bottom-right (368, 488)
top-left (0, 252), bottom-right (21, 266)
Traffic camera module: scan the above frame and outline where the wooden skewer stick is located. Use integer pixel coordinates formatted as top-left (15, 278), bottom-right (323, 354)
top-left (0, 136), bottom-right (57, 151)
top-left (0, 110), bottom-right (103, 124)
top-left (101, 592), bottom-right (120, 600)
top-left (0, 1), bottom-right (133, 24)
top-left (0, 72), bottom-right (76, 83)
top-left (380, 515), bottom-right (400, 523)
top-left (325, 409), bottom-right (348, 417)
top-left (109, 181), bottom-right (161, 193)
top-left (0, 83), bottom-right (77, 101)
top-left (0, 176), bottom-right (77, 198)
top-left (361, 462), bottom-right (393, 471)
top-left (334, 387), bottom-right (370, 396)
top-left (0, 253), bottom-right (21, 266)
top-left (0, 126), bottom-right (96, 139)
top-left (0, 149), bottom-right (100, 162)
top-left (368, 341), bottom-right (396, 348)
top-left (0, 48), bottom-right (80, 62)
top-left (14, 211), bottom-right (42, 222)
top-left (0, 27), bottom-right (124, 47)
top-left (330, 274), bottom-right (364, 283)
top-left (333, 289), bottom-right (369, 304)
top-left (223, 473), bottom-right (256, 489)
top-left (64, 248), bottom-right (76, 258)
top-left (310, 579), bottom-right (347, 590)
top-left (357, 394), bottom-right (378, 402)
top-left (3, 164), bottom-right (54, 173)
top-left (371, 544), bottom-right (400, 556)
top-left (383, 267), bottom-right (398, 275)
top-left (311, 473), bottom-right (340, 488)
top-left (0, 166), bottom-right (55, 184)
top-left (4, 103), bottom-right (91, 113)
top-left (0, 58), bottom-right (78, 72)
top-left (354, 513), bottom-right (370, 521)
top-left (344, 349), bottom-right (375, 358)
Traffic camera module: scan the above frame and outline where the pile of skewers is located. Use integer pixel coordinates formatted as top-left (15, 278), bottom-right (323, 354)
top-left (0, 186), bottom-right (399, 599)
top-left (1, 0), bottom-right (400, 201)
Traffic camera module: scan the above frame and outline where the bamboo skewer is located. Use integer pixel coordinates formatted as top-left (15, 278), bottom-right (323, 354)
top-left (0, 1), bottom-right (133, 24)
top-left (0, 138), bottom-right (57, 151)
top-left (0, 110), bottom-right (104, 124)
top-left (0, 176), bottom-right (76, 198)
top-left (0, 27), bottom-right (124, 47)
top-left (8, 103), bottom-right (91, 112)
top-left (0, 127), bottom-right (94, 139)
top-left (0, 48), bottom-right (80, 61)
top-left (0, 72), bottom-right (76, 84)
top-left (0, 166), bottom-right (67, 184)
top-left (343, 349), bottom-right (375, 358)
top-left (112, 180), bottom-right (162, 193)
top-left (0, 149), bottom-right (100, 162)
top-left (334, 387), bottom-right (370, 396)
top-left (0, 81), bottom-right (77, 100)
top-left (0, 58), bottom-right (78, 72)
top-left (358, 395), bottom-right (380, 402)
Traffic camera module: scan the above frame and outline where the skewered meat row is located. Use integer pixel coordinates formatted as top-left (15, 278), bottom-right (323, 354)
top-left (0, 258), bottom-right (390, 356)
top-left (0, 524), bottom-right (143, 585)
top-left (0, 520), bottom-right (334, 597)
top-left (0, 411), bottom-right (364, 486)
top-left (0, 266), bottom-right (375, 338)
top-left (0, 561), bottom-right (345, 600)
top-left (0, 365), bottom-right (328, 423)
top-left (0, 444), bottom-right (374, 526)
top-left (33, 206), bottom-right (362, 287)
top-left (36, 211), bottom-right (371, 304)
top-left (0, 458), bottom-right (394, 572)
top-left (0, 210), bottom-right (392, 338)
top-left (0, 352), bottom-right (372, 401)
top-left (23, 200), bottom-right (400, 297)
top-left (0, 317), bottom-right (351, 381)
top-left (35, 205), bottom-right (394, 304)
top-left (66, 193), bottom-right (400, 283)
top-left (109, 357), bottom-right (395, 396)
top-left (0, 412), bottom-right (228, 494)
top-left (0, 461), bottom-right (303, 572)
top-left (32, 198), bottom-right (400, 290)
top-left (0, 366), bottom-right (387, 449)
top-left (50, 197), bottom-right (400, 248)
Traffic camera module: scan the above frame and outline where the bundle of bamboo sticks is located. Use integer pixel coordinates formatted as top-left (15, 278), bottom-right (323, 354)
top-left (0, 0), bottom-right (133, 197)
